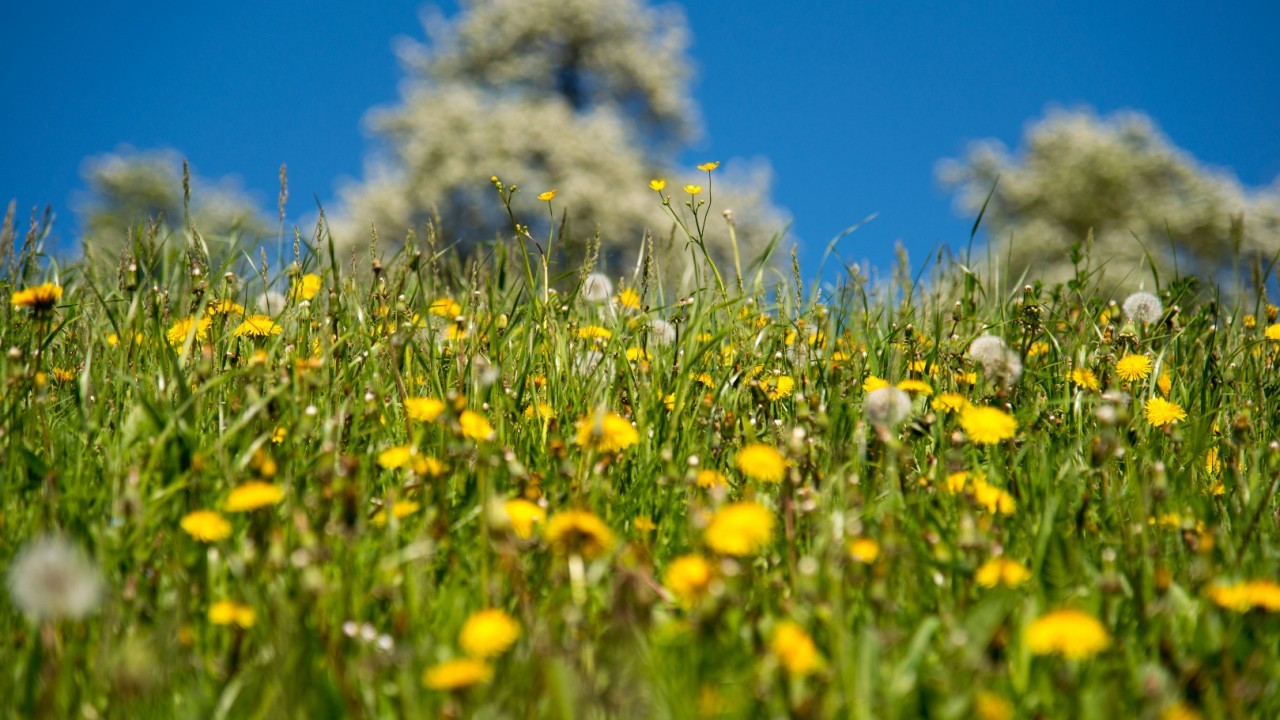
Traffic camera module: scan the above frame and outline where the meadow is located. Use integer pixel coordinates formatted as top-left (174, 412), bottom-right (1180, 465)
top-left (3, 174), bottom-right (1280, 720)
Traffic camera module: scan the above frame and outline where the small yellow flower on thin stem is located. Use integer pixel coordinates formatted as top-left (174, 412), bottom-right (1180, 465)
top-left (696, 161), bottom-right (720, 172)
top-left (649, 179), bottom-right (666, 191)
top-left (537, 189), bottom-right (556, 202)
top-left (683, 184), bottom-right (702, 196)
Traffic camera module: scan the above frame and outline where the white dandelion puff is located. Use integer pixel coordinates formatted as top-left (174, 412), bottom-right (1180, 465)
top-left (863, 386), bottom-right (913, 429)
top-left (580, 273), bottom-right (614, 304)
top-left (7, 535), bottom-right (104, 621)
top-left (1123, 291), bottom-right (1163, 324)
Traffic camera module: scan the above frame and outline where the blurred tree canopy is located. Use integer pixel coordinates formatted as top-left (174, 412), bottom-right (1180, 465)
top-left (334, 0), bottom-right (787, 283)
top-left (76, 148), bottom-right (271, 269)
top-left (940, 108), bottom-right (1280, 292)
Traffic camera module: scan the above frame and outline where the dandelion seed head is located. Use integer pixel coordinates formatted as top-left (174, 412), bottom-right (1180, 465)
top-left (1123, 291), bottom-right (1163, 324)
top-left (580, 273), bottom-right (614, 303)
top-left (7, 535), bottom-right (104, 621)
top-left (863, 386), bottom-right (913, 428)
top-left (256, 290), bottom-right (286, 315)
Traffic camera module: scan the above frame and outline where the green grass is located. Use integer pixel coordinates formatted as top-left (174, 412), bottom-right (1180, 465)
top-left (2, 192), bottom-right (1280, 720)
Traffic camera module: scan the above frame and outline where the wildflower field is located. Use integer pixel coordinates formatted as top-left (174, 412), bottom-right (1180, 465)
top-left (3, 179), bottom-right (1280, 720)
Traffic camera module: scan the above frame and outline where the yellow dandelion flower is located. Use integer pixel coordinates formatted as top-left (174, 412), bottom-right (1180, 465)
top-left (1204, 447), bottom-right (1221, 474)
top-left (649, 178), bottom-right (667, 191)
top-left (537, 189), bottom-right (556, 202)
top-left (770, 621), bottom-right (823, 677)
top-left (697, 161), bottom-right (720, 172)
top-left (503, 499), bottom-right (547, 539)
top-left (616, 288), bottom-right (642, 310)
top-left (848, 538), bottom-right (880, 564)
top-left (180, 510), bottom-right (232, 542)
top-left (524, 402), bottom-right (556, 421)
top-left (944, 470), bottom-right (971, 494)
top-left (1025, 609), bottom-right (1110, 659)
top-left (664, 554), bottom-right (713, 607)
top-left (1267, 324), bottom-right (1280, 341)
top-left (931, 392), bottom-right (968, 413)
top-left (545, 510), bottom-right (616, 559)
top-left (166, 316), bottom-right (212, 346)
top-left (51, 367), bottom-right (76, 384)
top-left (429, 297), bottom-right (462, 317)
top-left (1209, 580), bottom-right (1280, 612)
top-left (663, 393), bottom-right (677, 411)
top-left (960, 406), bottom-right (1018, 445)
top-left (233, 315), bottom-right (282, 338)
top-left (1026, 341), bottom-right (1051, 359)
top-left (208, 601), bottom-right (256, 628)
top-left (224, 482), bottom-right (284, 512)
top-left (404, 397), bottom-right (445, 422)
top-left (1115, 354), bottom-right (1153, 381)
top-left (863, 375), bottom-right (890, 393)
top-left (578, 325), bottom-right (612, 340)
top-left (372, 501), bottom-right (421, 528)
top-left (377, 445), bottom-right (414, 470)
top-left (625, 346), bottom-right (652, 362)
top-left (735, 443), bottom-right (787, 483)
top-left (975, 557), bottom-right (1031, 588)
top-left (208, 298), bottom-right (245, 315)
top-left (575, 411), bottom-right (639, 453)
top-left (412, 455), bottom-right (447, 478)
top-left (974, 691), bottom-right (1015, 720)
top-left (459, 410), bottom-right (494, 441)
top-left (896, 379), bottom-right (932, 396)
top-left (972, 478), bottom-right (1016, 515)
top-left (423, 658), bottom-right (492, 691)
top-left (459, 609), bottom-right (521, 658)
top-left (684, 184), bottom-right (702, 195)
top-left (1144, 397), bottom-right (1187, 427)
top-left (695, 469), bottom-right (728, 489)
top-left (10, 282), bottom-right (63, 311)
top-left (1242, 315), bottom-right (1256, 330)
top-left (289, 273), bottom-right (323, 302)
top-left (1070, 367), bottom-right (1100, 391)
top-left (760, 375), bottom-right (795, 401)
top-left (705, 501), bottom-right (774, 556)
top-left (1157, 371), bottom-right (1172, 396)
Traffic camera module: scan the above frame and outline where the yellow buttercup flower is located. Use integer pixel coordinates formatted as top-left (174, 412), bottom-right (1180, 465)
top-left (697, 161), bottom-right (720, 172)
top-left (224, 482), bottom-right (284, 512)
top-left (770, 621), bottom-right (823, 676)
top-left (684, 184), bottom-right (702, 195)
top-left (1025, 609), bottom-right (1110, 659)
top-left (1144, 397), bottom-right (1187, 427)
top-left (459, 609), bottom-right (521, 658)
top-left (649, 179), bottom-right (666, 191)
top-left (960, 406), bottom-right (1018, 445)
top-left (537, 189), bottom-right (557, 202)
top-left (704, 501), bottom-right (774, 556)
top-left (423, 658), bottom-right (492, 691)
top-left (735, 443), bottom-right (787, 483)
top-left (180, 510), bottom-right (232, 542)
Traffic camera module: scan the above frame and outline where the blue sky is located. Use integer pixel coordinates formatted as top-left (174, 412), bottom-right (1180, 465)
top-left (1, 1), bottom-right (1277, 278)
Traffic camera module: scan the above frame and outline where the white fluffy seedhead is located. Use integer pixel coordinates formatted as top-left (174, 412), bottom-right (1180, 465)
top-left (864, 386), bottom-right (913, 429)
top-left (1123, 291), bottom-right (1163, 324)
top-left (7, 535), bottom-right (104, 621)
top-left (580, 273), bottom-right (614, 304)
